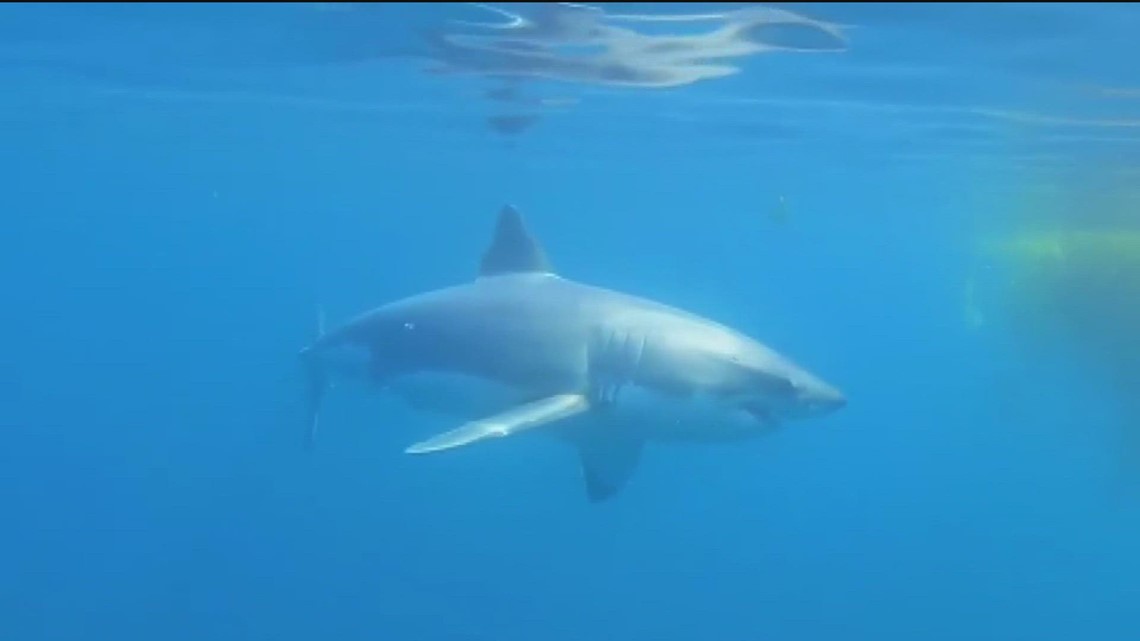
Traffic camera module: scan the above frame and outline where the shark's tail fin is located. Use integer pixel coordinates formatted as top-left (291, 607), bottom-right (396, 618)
top-left (299, 305), bottom-right (328, 451)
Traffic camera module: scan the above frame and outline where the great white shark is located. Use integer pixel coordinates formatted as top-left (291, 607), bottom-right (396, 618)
top-left (298, 205), bottom-right (846, 502)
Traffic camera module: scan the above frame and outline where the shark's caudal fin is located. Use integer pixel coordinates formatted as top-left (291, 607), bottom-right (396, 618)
top-left (299, 305), bottom-right (328, 451)
top-left (478, 205), bottom-right (554, 277)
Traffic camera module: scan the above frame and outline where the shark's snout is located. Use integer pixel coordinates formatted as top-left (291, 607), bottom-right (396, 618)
top-left (811, 385), bottom-right (846, 415)
top-left (790, 376), bottom-right (846, 418)
top-left (816, 389), bottom-right (847, 413)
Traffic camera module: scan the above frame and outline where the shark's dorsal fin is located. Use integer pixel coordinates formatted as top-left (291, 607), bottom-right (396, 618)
top-left (479, 205), bottom-right (553, 278)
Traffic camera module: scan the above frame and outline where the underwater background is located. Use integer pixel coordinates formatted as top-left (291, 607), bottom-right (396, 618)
top-left (3, 3), bottom-right (1140, 640)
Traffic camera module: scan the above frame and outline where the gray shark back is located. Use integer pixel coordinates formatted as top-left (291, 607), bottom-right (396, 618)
top-left (313, 269), bottom-right (803, 407)
top-left (314, 273), bottom-right (590, 393)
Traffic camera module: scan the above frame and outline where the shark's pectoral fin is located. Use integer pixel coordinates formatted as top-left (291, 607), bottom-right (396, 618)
top-left (404, 393), bottom-right (590, 455)
top-left (573, 429), bottom-right (645, 503)
top-left (299, 305), bottom-right (328, 451)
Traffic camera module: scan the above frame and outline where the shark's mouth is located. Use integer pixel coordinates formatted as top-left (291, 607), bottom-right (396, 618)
top-left (743, 403), bottom-right (781, 429)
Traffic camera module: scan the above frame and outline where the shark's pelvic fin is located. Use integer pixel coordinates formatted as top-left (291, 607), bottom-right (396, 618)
top-left (478, 204), bottom-right (553, 277)
top-left (405, 393), bottom-right (590, 455)
top-left (574, 429), bottom-right (645, 503)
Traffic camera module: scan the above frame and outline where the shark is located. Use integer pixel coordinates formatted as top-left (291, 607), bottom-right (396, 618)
top-left (298, 205), bottom-right (846, 502)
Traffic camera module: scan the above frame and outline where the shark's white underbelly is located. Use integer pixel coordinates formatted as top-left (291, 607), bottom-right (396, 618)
top-left (385, 373), bottom-right (772, 444)
top-left (597, 385), bottom-right (771, 443)
top-left (385, 371), bottom-right (533, 419)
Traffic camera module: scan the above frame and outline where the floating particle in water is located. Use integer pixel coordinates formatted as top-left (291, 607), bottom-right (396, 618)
top-left (484, 85), bottom-right (520, 104)
top-left (766, 194), bottom-right (790, 226)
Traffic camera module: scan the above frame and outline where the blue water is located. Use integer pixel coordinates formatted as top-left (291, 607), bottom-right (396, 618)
top-left (4, 3), bottom-right (1140, 640)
